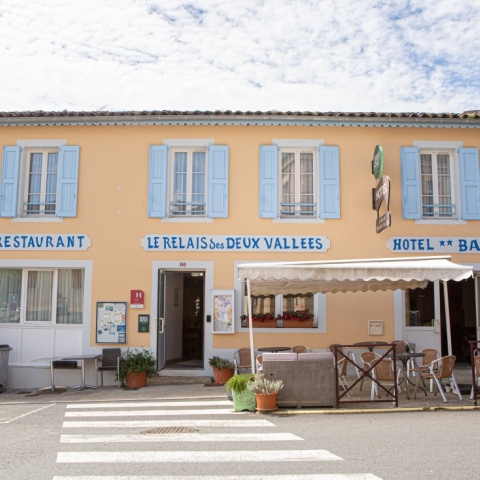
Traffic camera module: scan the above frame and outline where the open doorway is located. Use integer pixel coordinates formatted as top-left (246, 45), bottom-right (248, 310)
top-left (158, 270), bottom-right (204, 370)
top-left (440, 277), bottom-right (476, 362)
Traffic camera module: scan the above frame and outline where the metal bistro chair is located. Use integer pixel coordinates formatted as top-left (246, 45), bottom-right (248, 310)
top-left (95, 348), bottom-right (121, 388)
top-left (370, 358), bottom-right (403, 403)
top-left (414, 355), bottom-right (462, 403)
top-left (234, 348), bottom-right (253, 374)
top-left (256, 354), bottom-right (263, 373)
top-left (359, 351), bottom-right (377, 391)
top-left (329, 345), bottom-right (352, 397)
top-left (409, 348), bottom-right (439, 391)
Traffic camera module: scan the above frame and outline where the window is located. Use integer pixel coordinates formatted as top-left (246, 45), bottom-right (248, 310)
top-left (405, 282), bottom-right (435, 327)
top-left (280, 150), bottom-right (315, 217)
top-left (171, 150), bottom-right (206, 216)
top-left (0, 145), bottom-right (80, 219)
top-left (420, 151), bottom-right (454, 219)
top-left (24, 149), bottom-right (58, 216)
top-left (148, 144), bottom-right (229, 219)
top-left (241, 288), bottom-right (318, 329)
top-left (0, 268), bottom-right (84, 324)
top-left (259, 145), bottom-right (340, 220)
top-left (401, 146), bottom-right (480, 221)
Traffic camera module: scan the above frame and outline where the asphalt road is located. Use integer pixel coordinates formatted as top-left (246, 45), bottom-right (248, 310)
top-left (0, 398), bottom-right (478, 480)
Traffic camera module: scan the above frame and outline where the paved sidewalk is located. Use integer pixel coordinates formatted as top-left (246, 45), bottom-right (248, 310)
top-left (0, 368), bottom-right (477, 413)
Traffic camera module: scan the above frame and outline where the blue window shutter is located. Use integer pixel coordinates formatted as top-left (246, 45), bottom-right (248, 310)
top-left (0, 146), bottom-right (21, 218)
top-left (401, 147), bottom-right (421, 220)
top-left (259, 146), bottom-right (278, 218)
top-left (56, 146), bottom-right (80, 218)
top-left (207, 145), bottom-right (229, 218)
top-left (148, 145), bottom-right (168, 218)
top-left (459, 147), bottom-right (480, 220)
top-left (319, 146), bottom-right (340, 218)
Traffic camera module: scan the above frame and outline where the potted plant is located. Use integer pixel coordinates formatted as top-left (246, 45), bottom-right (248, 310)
top-left (276, 309), bottom-right (314, 328)
top-left (226, 373), bottom-right (256, 412)
top-left (118, 348), bottom-right (156, 389)
top-left (209, 356), bottom-right (234, 385)
top-left (246, 373), bottom-right (284, 412)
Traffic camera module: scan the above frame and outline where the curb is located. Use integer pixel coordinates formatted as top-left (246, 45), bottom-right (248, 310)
top-left (274, 405), bottom-right (480, 415)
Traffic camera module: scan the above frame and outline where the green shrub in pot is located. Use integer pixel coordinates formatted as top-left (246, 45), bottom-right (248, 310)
top-left (226, 373), bottom-right (256, 412)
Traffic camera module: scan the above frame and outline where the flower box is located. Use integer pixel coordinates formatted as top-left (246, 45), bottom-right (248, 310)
top-left (281, 319), bottom-right (314, 328)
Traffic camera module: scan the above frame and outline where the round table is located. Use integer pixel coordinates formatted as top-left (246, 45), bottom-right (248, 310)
top-left (257, 347), bottom-right (291, 353)
top-left (386, 351), bottom-right (426, 399)
top-left (353, 341), bottom-right (389, 352)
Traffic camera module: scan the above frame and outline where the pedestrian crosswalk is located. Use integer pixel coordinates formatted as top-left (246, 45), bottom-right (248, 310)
top-left (53, 398), bottom-right (384, 480)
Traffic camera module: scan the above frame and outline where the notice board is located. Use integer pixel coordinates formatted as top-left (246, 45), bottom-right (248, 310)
top-left (96, 301), bottom-right (127, 344)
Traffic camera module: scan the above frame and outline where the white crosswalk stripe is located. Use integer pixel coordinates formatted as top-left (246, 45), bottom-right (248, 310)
top-left (52, 476), bottom-right (384, 480)
top-left (63, 419), bottom-right (274, 428)
top-left (66, 401), bottom-right (232, 409)
top-left (55, 398), bottom-right (384, 480)
top-left (60, 433), bottom-right (303, 443)
top-left (57, 450), bottom-right (343, 463)
top-left (65, 408), bottom-right (238, 417)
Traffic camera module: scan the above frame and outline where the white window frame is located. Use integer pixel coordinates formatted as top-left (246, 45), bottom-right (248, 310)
top-left (168, 147), bottom-right (208, 218)
top-left (0, 266), bottom-right (85, 325)
top-left (21, 148), bottom-right (59, 218)
top-left (234, 261), bottom-right (326, 332)
top-left (278, 148), bottom-right (317, 219)
top-left (419, 148), bottom-right (457, 221)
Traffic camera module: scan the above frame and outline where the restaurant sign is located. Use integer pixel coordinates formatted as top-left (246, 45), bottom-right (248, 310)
top-left (371, 145), bottom-right (384, 179)
top-left (373, 175), bottom-right (392, 234)
top-left (0, 234), bottom-right (91, 250)
top-left (141, 235), bottom-right (330, 252)
top-left (387, 237), bottom-right (480, 253)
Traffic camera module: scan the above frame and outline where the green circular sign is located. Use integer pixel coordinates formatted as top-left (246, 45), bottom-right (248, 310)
top-left (372, 145), bottom-right (384, 179)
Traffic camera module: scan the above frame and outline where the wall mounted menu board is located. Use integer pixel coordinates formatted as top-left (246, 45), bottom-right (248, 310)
top-left (96, 302), bottom-right (127, 344)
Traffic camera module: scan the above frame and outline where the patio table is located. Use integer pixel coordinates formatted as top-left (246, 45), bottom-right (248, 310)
top-left (386, 351), bottom-right (426, 399)
top-left (61, 354), bottom-right (101, 390)
top-left (257, 347), bottom-right (291, 353)
top-left (353, 341), bottom-right (389, 352)
top-left (31, 357), bottom-right (66, 392)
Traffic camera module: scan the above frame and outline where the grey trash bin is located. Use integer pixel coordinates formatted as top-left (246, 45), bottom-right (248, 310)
top-left (0, 345), bottom-right (13, 393)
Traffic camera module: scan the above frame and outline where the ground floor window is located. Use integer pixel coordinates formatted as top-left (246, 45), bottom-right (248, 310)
top-left (241, 286), bottom-right (317, 328)
top-left (0, 268), bottom-right (84, 324)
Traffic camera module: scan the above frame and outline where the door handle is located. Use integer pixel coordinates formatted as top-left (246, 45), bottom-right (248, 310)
top-left (158, 318), bottom-right (164, 334)
top-left (434, 319), bottom-right (440, 334)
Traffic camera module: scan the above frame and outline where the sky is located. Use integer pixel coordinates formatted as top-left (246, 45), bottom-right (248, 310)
top-left (1, 0), bottom-right (480, 113)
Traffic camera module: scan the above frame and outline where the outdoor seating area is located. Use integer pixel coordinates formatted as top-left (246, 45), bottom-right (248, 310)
top-left (233, 342), bottom-right (476, 410)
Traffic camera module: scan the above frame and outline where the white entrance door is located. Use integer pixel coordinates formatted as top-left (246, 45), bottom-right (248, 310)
top-left (402, 281), bottom-right (442, 353)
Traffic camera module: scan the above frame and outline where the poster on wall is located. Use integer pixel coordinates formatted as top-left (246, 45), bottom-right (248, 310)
top-left (212, 290), bottom-right (234, 334)
top-left (96, 302), bottom-right (127, 344)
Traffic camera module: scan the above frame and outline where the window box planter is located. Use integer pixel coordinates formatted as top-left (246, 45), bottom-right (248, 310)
top-left (281, 319), bottom-right (314, 328)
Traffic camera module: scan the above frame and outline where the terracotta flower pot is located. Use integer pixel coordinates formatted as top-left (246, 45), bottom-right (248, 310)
top-left (213, 367), bottom-right (234, 385)
top-left (125, 370), bottom-right (147, 389)
top-left (255, 392), bottom-right (278, 412)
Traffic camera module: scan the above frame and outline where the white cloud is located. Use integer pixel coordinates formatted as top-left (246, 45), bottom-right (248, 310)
top-left (0, 0), bottom-right (479, 111)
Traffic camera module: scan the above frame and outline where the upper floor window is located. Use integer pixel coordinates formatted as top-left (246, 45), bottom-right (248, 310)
top-left (420, 151), bottom-right (454, 219)
top-left (148, 144), bottom-right (229, 219)
top-left (259, 145), bottom-right (340, 220)
top-left (171, 150), bottom-right (206, 216)
top-left (0, 145), bottom-right (80, 219)
top-left (281, 150), bottom-right (315, 217)
top-left (25, 149), bottom-right (59, 216)
top-left (401, 146), bottom-right (480, 221)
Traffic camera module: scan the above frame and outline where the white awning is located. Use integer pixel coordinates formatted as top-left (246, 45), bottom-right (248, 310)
top-left (238, 256), bottom-right (473, 295)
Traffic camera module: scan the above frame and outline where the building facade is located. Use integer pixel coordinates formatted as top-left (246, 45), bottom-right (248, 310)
top-left (1, 110), bottom-right (479, 388)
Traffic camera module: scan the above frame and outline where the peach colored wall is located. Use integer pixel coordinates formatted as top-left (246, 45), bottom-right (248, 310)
top-left (1, 123), bottom-right (479, 351)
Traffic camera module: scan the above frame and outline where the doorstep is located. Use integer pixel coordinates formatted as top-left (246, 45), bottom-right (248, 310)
top-left (147, 376), bottom-right (213, 386)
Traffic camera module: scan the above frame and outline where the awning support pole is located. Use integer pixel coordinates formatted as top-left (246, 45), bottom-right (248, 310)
top-left (443, 280), bottom-right (453, 356)
top-left (246, 279), bottom-right (255, 374)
